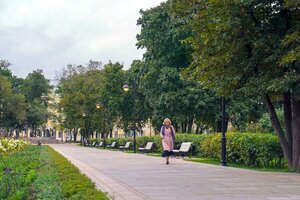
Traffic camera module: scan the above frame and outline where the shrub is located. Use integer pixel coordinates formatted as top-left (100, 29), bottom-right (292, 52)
top-left (200, 133), bottom-right (284, 167)
top-left (93, 132), bottom-right (284, 168)
top-left (0, 138), bottom-right (31, 155)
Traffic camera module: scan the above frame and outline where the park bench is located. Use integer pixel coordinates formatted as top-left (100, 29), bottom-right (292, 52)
top-left (83, 140), bottom-right (89, 146)
top-left (107, 141), bottom-right (116, 149)
top-left (173, 142), bottom-right (192, 158)
top-left (138, 142), bottom-right (154, 153)
top-left (119, 142), bottom-right (131, 151)
top-left (96, 141), bottom-right (103, 148)
top-left (89, 141), bottom-right (96, 147)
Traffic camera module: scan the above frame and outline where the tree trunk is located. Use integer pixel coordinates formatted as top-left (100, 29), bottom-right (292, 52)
top-left (292, 99), bottom-right (300, 172)
top-left (109, 128), bottom-right (113, 138)
top-left (187, 116), bottom-right (194, 133)
top-left (72, 128), bottom-right (76, 142)
top-left (215, 119), bottom-right (222, 132)
top-left (181, 122), bottom-right (186, 133)
top-left (283, 92), bottom-right (293, 146)
top-left (195, 122), bottom-right (200, 134)
top-left (265, 94), bottom-right (293, 168)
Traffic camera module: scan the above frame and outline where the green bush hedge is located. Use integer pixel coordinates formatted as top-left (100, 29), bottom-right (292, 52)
top-left (91, 132), bottom-right (284, 167)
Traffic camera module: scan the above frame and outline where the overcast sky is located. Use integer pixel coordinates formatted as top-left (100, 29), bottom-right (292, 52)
top-left (0, 0), bottom-right (164, 80)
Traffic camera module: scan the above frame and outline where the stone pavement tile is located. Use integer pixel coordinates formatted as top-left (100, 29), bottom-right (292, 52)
top-left (49, 144), bottom-right (300, 200)
top-left (267, 196), bottom-right (300, 200)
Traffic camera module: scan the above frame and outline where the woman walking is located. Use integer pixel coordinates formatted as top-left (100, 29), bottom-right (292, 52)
top-left (160, 118), bottom-right (175, 164)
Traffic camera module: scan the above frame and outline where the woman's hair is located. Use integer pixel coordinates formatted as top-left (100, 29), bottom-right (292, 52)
top-left (163, 118), bottom-right (171, 125)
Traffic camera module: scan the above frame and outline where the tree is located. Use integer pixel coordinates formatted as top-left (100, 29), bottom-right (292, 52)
top-left (137, 1), bottom-right (221, 132)
top-left (120, 60), bottom-right (152, 135)
top-left (20, 69), bottom-right (52, 135)
top-left (58, 62), bottom-right (104, 141)
top-left (21, 69), bottom-right (51, 101)
top-left (101, 62), bottom-right (125, 137)
top-left (171, 0), bottom-right (300, 171)
top-left (0, 75), bottom-right (13, 133)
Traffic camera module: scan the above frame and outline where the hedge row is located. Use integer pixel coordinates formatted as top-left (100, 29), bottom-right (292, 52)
top-left (90, 132), bottom-right (284, 168)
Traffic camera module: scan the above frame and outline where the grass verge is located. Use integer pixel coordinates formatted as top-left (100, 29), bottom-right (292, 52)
top-left (0, 145), bottom-right (108, 200)
top-left (44, 146), bottom-right (109, 200)
top-left (184, 157), bottom-right (291, 173)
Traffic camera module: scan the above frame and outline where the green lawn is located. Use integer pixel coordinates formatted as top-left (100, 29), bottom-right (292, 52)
top-left (183, 157), bottom-right (291, 173)
top-left (0, 145), bottom-right (108, 200)
top-left (144, 152), bottom-right (290, 172)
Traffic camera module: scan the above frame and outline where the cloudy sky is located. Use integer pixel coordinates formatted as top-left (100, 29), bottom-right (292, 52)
top-left (0, 0), bottom-right (164, 80)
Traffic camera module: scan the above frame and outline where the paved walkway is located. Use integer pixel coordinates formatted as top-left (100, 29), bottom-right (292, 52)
top-left (50, 144), bottom-right (300, 200)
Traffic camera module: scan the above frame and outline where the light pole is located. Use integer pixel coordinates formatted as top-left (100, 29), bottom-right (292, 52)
top-left (96, 103), bottom-right (107, 148)
top-left (220, 96), bottom-right (227, 166)
top-left (81, 112), bottom-right (86, 146)
top-left (122, 83), bottom-right (137, 153)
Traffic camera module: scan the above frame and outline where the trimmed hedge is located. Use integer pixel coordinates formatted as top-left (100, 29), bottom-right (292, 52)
top-left (90, 132), bottom-right (284, 168)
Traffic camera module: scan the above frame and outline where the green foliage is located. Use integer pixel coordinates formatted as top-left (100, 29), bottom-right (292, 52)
top-left (58, 61), bottom-right (125, 138)
top-left (46, 146), bottom-right (108, 199)
top-left (0, 61), bottom-right (51, 132)
top-left (172, 0), bottom-right (300, 96)
top-left (137, 2), bottom-right (222, 131)
top-left (0, 145), bottom-right (108, 200)
top-left (257, 108), bottom-right (284, 133)
top-left (98, 133), bottom-right (284, 168)
top-left (26, 99), bottom-right (48, 130)
top-left (21, 69), bottom-right (51, 101)
top-left (201, 133), bottom-right (284, 167)
top-left (0, 146), bottom-right (41, 199)
top-left (34, 146), bottom-right (63, 200)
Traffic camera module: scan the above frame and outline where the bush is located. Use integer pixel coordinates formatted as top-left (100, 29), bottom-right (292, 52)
top-left (201, 133), bottom-right (284, 167)
top-left (257, 108), bottom-right (284, 133)
top-left (93, 132), bottom-right (284, 168)
top-left (0, 138), bottom-right (31, 155)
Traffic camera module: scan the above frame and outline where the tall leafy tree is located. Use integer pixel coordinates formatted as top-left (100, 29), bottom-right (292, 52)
top-left (120, 60), bottom-right (152, 134)
top-left (21, 69), bottom-right (51, 101)
top-left (172, 0), bottom-right (300, 171)
top-left (58, 61), bottom-right (104, 141)
top-left (137, 1), bottom-right (221, 132)
top-left (101, 62), bottom-right (125, 137)
top-left (20, 69), bottom-right (51, 135)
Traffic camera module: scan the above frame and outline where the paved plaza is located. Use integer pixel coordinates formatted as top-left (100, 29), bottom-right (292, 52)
top-left (50, 144), bottom-right (300, 200)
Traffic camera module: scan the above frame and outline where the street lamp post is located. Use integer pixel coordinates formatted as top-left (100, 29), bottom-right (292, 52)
top-left (220, 96), bottom-right (227, 166)
top-left (122, 83), bottom-right (137, 153)
top-left (96, 103), bottom-right (107, 148)
top-left (81, 112), bottom-right (86, 146)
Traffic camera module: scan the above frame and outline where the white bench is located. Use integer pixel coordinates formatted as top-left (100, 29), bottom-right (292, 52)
top-left (138, 142), bottom-right (154, 153)
top-left (107, 141), bottom-right (116, 149)
top-left (173, 142), bottom-right (192, 158)
top-left (119, 142), bottom-right (131, 151)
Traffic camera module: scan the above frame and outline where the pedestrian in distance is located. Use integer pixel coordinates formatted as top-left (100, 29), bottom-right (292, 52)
top-left (160, 118), bottom-right (175, 164)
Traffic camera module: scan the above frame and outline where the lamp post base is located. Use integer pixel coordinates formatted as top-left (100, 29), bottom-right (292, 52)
top-left (220, 136), bottom-right (227, 166)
